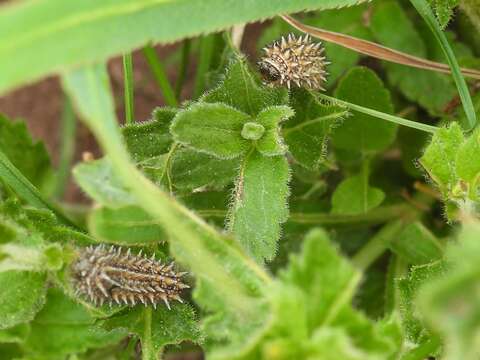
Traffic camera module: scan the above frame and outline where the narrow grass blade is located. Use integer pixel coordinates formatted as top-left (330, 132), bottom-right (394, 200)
top-left (142, 45), bottom-right (178, 107)
top-left (175, 39), bottom-right (191, 100)
top-left (314, 93), bottom-right (439, 134)
top-left (53, 93), bottom-right (77, 199)
top-left (193, 35), bottom-right (215, 99)
top-left (122, 53), bottom-right (135, 124)
top-left (409, 0), bottom-right (477, 130)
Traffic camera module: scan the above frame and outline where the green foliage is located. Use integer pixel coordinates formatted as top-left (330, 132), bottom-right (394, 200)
top-left (331, 67), bottom-right (397, 154)
top-left (420, 123), bottom-right (480, 218)
top-left (1, 2), bottom-right (480, 359)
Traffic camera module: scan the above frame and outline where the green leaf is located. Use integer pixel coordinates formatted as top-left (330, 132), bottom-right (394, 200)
top-left (101, 306), bottom-right (202, 360)
top-left (170, 103), bottom-right (251, 159)
top-left (398, 261), bottom-right (446, 343)
top-left (279, 229), bottom-right (361, 332)
top-left (455, 128), bottom-right (480, 199)
top-left (228, 151), bottom-right (290, 262)
top-left (370, 0), bottom-right (457, 116)
top-left (0, 0), bottom-right (370, 94)
top-left (416, 221), bottom-right (480, 360)
top-left (88, 205), bottom-right (166, 246)
top-left (428, 0), bottom-right (459, 28)
top-left (0, 324), bottom-right (29, 343)
top-left (122, 107), bottom-right (176, 162)
top-left (331, 67), bottom-right (396, 154)
top-left (0, 271), bottom-right (47, 330)
top-left (169, 148), bottom-right (238, 191)
top-left (389, 222), bottom-right (444, 265)
top-left (73, 157), bottom-right (136, 207)
top-left (0, 114), bottom-right (53, 191)
top-left (255, 105), bottom-right (294, 156)
top-left (419, 123), bottom-right (464, 194)
top-left (201, 56), bottom-right (288, 116)
top-left (283, 89), bottom-right (347, 169)
top-left (22, 288), bottom-right (126, 358)
top-left (331, 174), bottom-right (385, 215)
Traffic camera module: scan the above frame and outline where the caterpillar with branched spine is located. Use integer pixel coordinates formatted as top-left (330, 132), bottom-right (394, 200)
top-left (258, 33), bottom-right (329, 90)
top-left (70, 245), bottom-right (189, 310)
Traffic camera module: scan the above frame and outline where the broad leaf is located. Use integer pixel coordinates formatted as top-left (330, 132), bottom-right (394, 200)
top-left (201, 56), bottom-right (288, 116)
top-left (22, 288), bottom-right (126, 358)
top-left (0, 114), bottom-right (53, 191)
top-left (283, 89), bottom-right (346, 169)
top-left (331, 174), bottom-right (385, 215)
top-left (228, 152), bottom-right (290, 263)
top-left (73, 157), bottom-right (135, 207)
top-left (332, 67), bottom-right (396, 154)
top-left (101, 306), bottom-right (202, 360)
top-left (0, 271), bottom-right (47, 330)
top-left (88, 205), bottom-right (166, 245)
top-left (389, 222), bottom-right (444, 265)
top-left (0, 0), bottom-right (370, 94)
top-left (171, 103), bottom-right (251, 159)
top-left (122, 107), bottom-right (176, 162)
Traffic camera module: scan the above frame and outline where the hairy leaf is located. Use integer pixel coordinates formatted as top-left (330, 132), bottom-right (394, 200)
top-left (0, 0), bottom-right (370, 94)
top-left (228, 152), bottom-right (290, 263)
top-left (122, 107), bottom-right (176, 162)
top-left (428, 0), bottom-right (459, 28)
top-left (101, 306), bottom-right (201, 359)
top-left (201, 56), bottom-right (288, 116)
top-left (171, 103), bottom-right (251, 159)
top-left (283, 89), bottom-right (346, 169)
top-left (0, 271), bottom-right (47, 330)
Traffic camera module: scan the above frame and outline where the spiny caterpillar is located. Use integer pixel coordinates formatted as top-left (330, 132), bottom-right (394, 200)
top-left (258, 33), bottom-right (328, 90)
top-left (71, 245), bottom-right (189, 310)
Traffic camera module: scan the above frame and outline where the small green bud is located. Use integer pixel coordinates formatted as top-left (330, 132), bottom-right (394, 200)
top-left (241, 122), bottom-right (265, 141)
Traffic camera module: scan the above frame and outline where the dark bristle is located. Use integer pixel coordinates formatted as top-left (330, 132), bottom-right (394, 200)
top-left (257, 32), bottom-right (328, 90)
top-left (70, 245), bottom-right (189, 310)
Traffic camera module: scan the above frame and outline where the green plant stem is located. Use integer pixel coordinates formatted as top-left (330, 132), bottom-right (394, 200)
top-left (410, 0), bottom-right (477, 131)
top-left (0, 150), bottom-right (79, 229)
top-left (122, 53), bottom-right (135, 124)
top-left (193, 35), bottom-right (215, 98)
top-left (142, 45), bottom-right (178, 107)
top-left (198, 203), bottom-right (412, 226)
top-left (314, 92), bottom-right (439, 133)
top-left (53, 94), bottom-right (77, 199)
top-left (142, 308), bottom-right (153, 360)
top-left (175, 39), bottom-right (191, 100)
top-left (352, 220), bottom-right (405, 271)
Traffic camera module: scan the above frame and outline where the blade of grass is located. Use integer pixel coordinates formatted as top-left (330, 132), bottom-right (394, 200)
top-left (122, 53), bottom-right (135, 124)
top-left (0, 150), bottom-right (79, 229)
top-left (281, 15), bottom-right (480, 80)
top-left (409, 0), bottom-right (477, 131)
top-left (174, 39), bottom-right (191, 100)
top-left (53, 93), bottom-right (77, 199)
top-left (142, 45), bottom-right (178, 107)
top-left (313, 92), bottom-right (439, 134)
top-left (193, 35), bottom-right (215, 99)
